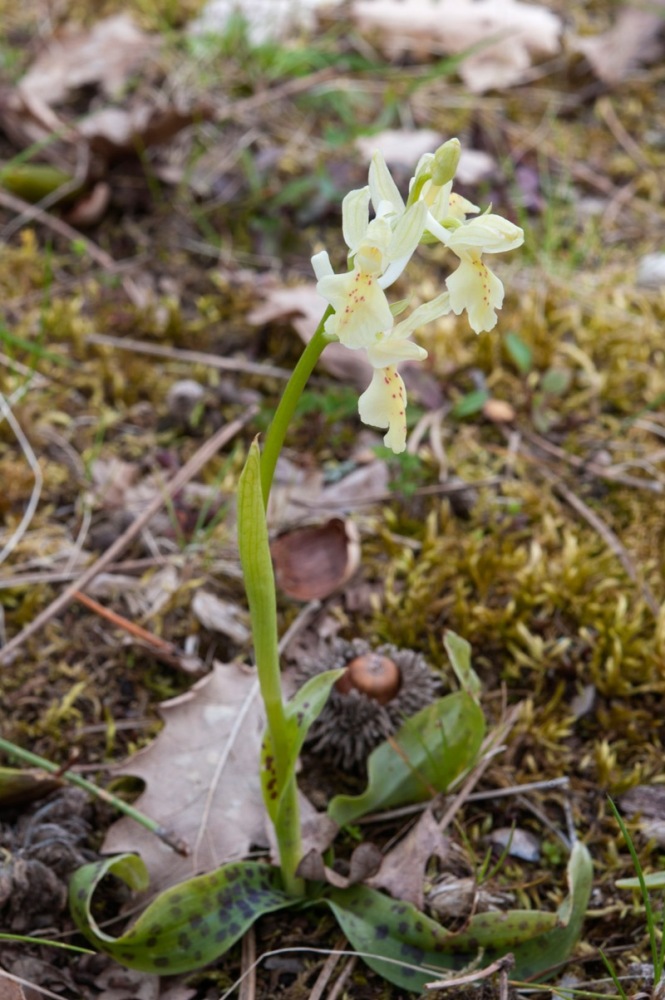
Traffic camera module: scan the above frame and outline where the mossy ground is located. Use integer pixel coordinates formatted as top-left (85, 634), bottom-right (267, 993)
top-left (1, 1), bottom-right (665, 997)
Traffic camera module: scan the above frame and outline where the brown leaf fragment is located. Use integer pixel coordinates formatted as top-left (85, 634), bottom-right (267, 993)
top-left (246, 283), bottom-right (373, 386)
top-left (79, 103), bottom-right (205, 160)
top-left (295, 842), bottom-right (381, 888)
top-left (366, 810), bottom-right (451, 909)
top-left (296, 848), bottom-right (329, 884)
top-left (571, 2), bottom-right (665, 85)
top-left (270, 518), bottom-right (360, 601)
top-left (64, 181), bottom-right (111, 227)
top-left (619, 785), bottom-right (665, 847)
top-left (267, 454), bottom-right (389, 532)
top-left (18, 14), bottom-right (159, 107)
top-left (355, 129), bottom-right (497, 185)
top-left (94, 966), bottom-right (159, 1000)
top-left (348, 842), bottom-right (383, 884)
top-left (0, 767), bottom-right (61, 807)
top-left (191, 589), bottom-right (251, 645)
top-left (0, 970), bottom-right (29, 1000)
top-left (102, 662), bottom-right (268, 892)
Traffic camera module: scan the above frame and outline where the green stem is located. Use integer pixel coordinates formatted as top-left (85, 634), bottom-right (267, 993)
top-left (0, 738), bottom-right (189, 855)
top-left (237, 306), bottom-right (332, 898)
top-left (260, 307), bottom-right (333, 507)
top-left (239, 439), bottom-right (305, 896)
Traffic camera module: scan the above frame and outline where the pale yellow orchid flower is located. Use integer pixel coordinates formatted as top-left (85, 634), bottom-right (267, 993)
top-left (312, 188), bottom-right (427, 351)
top-left (357, 293), bottom-right (451, 453)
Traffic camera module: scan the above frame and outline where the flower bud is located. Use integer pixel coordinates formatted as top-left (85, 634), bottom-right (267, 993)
top-left (432, 138), bottom-right (461, 187)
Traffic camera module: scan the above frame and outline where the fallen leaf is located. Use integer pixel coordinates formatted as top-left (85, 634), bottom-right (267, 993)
top-left (267, 453), bottom-right (389, 531)
top-left (0, 766), bottom-right (61, 807)
top-left (64, 181), bottom-right (111, 227)
top-left (103, 661), bottom-right (269, 892)
top-left (350, 0), bottom-right (562, 93)
top-left (18, 14), bottom-right (158, 107)
top-left (0, 970), bottom-right (29, 1000)
top-left (94, 966), bottom-right (159, 1000)
top-left (296, 841), bottom-right (382, 888)
top-left (571, 2), bottom-right (665, 85)
top-left (366, 810), bottom-right (451, 909)
top-left (619, 785), bottom-right (665, 847)
top-left (79, 103), bottom-right (204, 161)
top-left (355, 128), bottom-right (444, 171)
top-left (247, 282), bottom-right (373, 386)
top-left (191, 589), bottom-right (251, 645)
top-left (90, 457), bottom-right (139, 510)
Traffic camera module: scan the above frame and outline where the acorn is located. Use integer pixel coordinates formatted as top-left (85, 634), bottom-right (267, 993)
top-left (297, 638), bottom-right (441, 771)
top-left (335, 653), bottom-right (401, 704)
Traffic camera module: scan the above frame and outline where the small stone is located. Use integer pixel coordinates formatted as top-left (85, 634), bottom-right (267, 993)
top-left (167, 379), bottom-right (206, 421)
top-left (482, 398), bottom-right (516, 423)
top-left (637, 253), bottom-right (665, 289)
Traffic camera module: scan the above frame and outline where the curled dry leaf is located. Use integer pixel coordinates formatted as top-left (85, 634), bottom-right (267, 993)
top-left (64, 181), bottom-right (111, 227)
top-left (0, 972), bottom-right (29, 1000)
top-left (267, 454), bottom-right (389, 533)
top-left (296, 841), bottom-right (383, 888)
top-left (79, 103), bottom-right (204, 161)
top-left (270, 517), bottom-right (360, 601)
top-left (366, 810), bottom-right (451, 910)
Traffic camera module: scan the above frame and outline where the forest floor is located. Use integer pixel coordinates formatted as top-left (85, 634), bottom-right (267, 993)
top-left (1, 1), bottom-right (665, 998)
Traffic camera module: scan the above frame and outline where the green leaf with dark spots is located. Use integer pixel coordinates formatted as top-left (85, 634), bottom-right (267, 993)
top-left (327, 691), bottom-right (485, 827)
top-left (509, 840), bottom-right (593, 980)
top-left (324, 841), bottom-right (593, 991)
top-left (261, 667), bottom-right (344, 819)
top-left (69, 855), bottom-right (293, 975)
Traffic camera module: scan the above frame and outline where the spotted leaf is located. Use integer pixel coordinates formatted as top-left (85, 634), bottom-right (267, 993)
top-left (324, 841), bottom-right (592, 990)
top-left (69, 855), bottom-right (293, 975)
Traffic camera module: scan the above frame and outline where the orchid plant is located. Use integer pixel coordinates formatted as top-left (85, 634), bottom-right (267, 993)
top-left (70, 140), bottom-right (592, 992)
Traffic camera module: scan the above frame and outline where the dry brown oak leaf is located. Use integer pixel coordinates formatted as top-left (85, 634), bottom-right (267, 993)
top-left (103, 662), bottom-right (269, 894)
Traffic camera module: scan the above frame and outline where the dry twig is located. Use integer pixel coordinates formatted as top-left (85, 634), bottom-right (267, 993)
top-left (0, 408), bottom-right (257, 665)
